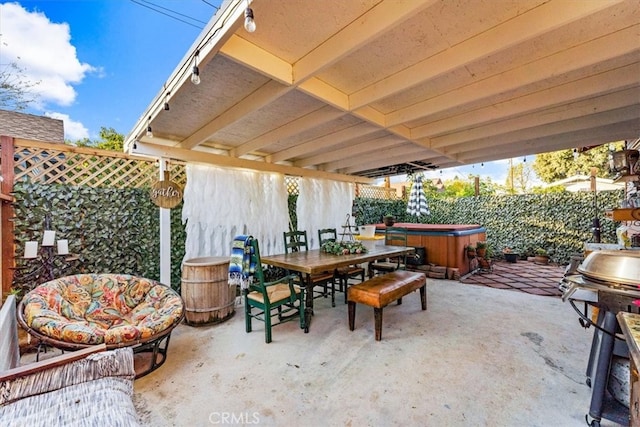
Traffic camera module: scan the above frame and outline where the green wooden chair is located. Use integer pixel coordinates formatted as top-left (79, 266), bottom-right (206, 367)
top-left (318, 228), bottom-right (365, 304)
top-left (368, 226), bottom-right (408, 278)
top-left (244, 238), bottom-right (305, 343)
top-left (283, 230), bottom-right (338, 306)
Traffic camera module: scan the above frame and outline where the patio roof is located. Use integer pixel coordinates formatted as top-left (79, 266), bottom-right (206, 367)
top-left (124, 0), bottom-right (640, 184)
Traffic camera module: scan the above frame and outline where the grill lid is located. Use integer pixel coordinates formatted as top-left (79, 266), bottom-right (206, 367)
top-left (577, 250), bottom-right (640, 286)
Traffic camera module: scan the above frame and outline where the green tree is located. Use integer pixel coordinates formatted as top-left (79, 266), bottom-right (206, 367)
top-left (533, 143), bottom-right (624, 183)
top-left (505, 162), bottom-right (534, 194)
top-left (424, 174), bottom-right (500, 198)
top-left (0, 61), bottom-right (41, 111)
top-left (68, 127), bottom-right (124, 151)
top-left (442, 177), bottom-right (475, 197)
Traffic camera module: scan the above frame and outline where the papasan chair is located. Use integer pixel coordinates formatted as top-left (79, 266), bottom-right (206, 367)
top-left (18, 273), bottom-right (185, 378)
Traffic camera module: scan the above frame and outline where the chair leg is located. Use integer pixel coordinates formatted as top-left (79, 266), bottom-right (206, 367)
top-left (343, 276), bottom-right (349, 305)
top-left (244, 293), bottom-right (252, 333)
top-left (298, 292), bottom-right (306, 329)
top-left (264, 307), bottom-right (273, 343)
top-left (331, 278), bottom-right (336, 307)
top-left (348, 301), bottom-right (356, 331)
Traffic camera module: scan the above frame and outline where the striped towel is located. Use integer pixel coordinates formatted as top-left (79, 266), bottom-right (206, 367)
top-left (228, 235), bottom-right (256, 289)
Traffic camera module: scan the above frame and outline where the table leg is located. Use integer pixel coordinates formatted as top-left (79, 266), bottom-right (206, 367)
top-left (304, 274), bottom-right (314, 333)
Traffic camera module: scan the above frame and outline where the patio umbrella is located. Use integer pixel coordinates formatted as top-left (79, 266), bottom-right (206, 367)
top-left (406, 175), bottom-right (430, 218)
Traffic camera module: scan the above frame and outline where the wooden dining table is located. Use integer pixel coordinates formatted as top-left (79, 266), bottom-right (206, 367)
top-left (261, 245), bottom-right (415, 332)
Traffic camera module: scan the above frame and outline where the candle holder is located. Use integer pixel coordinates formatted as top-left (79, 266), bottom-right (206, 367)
top-left (11, 214), bottom-right (78, 299)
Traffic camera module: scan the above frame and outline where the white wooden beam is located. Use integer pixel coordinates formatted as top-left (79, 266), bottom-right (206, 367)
top-left (431, 86), bottom-right (640, 153)
top-left (328, 143), bottom-right (431, 173)
top-left (133, 142), bottom-right (375, 184)
top-left (219, 34), bottom-right (292, 85)
top-left (295, 135), bottom-right (405, 168)
top-left (412, 63), bottom-right (640, 140)
top-left (293, 0), bottom-right (437, 83)
top-left (387, 25), bottom-right (640, 126)
top-left (457, 120), bottom-right (640, 163)
top-left (231, 105), bottom-right (345, 157)
top-left (180, 80), bottom-right (292, 149)
top-left (446, 106), bottom-right (639, 156)
top-left (349, 0), bottom-right (625, 109)
top-left (269, 122), bottom-right (381, 163)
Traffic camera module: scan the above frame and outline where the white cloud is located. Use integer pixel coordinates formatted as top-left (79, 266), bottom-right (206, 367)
top-left (45, 112), bottom-right (89, 141)
top-left (0, 2), bottom-right (96, 108)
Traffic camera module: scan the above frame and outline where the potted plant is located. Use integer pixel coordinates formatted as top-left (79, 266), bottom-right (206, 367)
top-left (466, 244), bottom-right (476, 259)
top-left (383, 214), bottom-right (395, 226)
top-left (476, 241), bottom-right (487, 258)
top-left (534, 248), bottom-right (550, 265)
top-left (503, 247), bottom-right (518, 263)
top-left (478, 256), bottom-right (491, 270)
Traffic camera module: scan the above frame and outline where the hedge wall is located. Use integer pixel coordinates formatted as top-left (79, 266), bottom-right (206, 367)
top-left (12, 182), bottom-right (185, 296)
top-left (11, 182), bottom-right (623, 298)
top-left (354, 191), bottom-right (623, 264)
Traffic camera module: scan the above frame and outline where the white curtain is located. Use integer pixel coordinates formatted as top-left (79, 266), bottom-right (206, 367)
top-left (182, 164), bottom-right (289, 261)
top-left (296, 178), bottom-right (355, 249)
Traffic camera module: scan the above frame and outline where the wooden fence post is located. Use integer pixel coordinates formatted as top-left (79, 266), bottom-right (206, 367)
top-left (1, 136), bottom-right (16, 299)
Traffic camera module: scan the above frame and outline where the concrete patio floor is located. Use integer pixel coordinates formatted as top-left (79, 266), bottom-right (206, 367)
top-left (132, 276), bottom-right (623, 427)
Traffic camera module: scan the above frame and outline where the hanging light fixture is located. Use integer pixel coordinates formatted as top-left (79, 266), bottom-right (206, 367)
top-left (523, 156), bottom-right (527, 163)
top-left (244, 0), bottom-right (256, 33)
top-left (146, 116), bottom-right (153, 138)
top-left (191, 50), bottom-right (201, 85)
top-left (164, 90), bottom-right (170, 111)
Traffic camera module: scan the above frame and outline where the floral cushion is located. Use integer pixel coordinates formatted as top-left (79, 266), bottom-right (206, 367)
top-left (21, 274), bottom-right (184, 346)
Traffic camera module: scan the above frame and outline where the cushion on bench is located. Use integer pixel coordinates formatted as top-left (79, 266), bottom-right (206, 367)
top-left (347, 270), bottom-right (426, 308)
top-left (21, 274), bottom-right (183, 346)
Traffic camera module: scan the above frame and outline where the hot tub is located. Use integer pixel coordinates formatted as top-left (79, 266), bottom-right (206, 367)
top-left (376, 223), bottom-right (486, 276)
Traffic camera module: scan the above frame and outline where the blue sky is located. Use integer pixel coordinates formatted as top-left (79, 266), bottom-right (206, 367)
top-left (0, 0), bottom-right (528, 186)
top-left (0, 0), bottom-right (221, 139)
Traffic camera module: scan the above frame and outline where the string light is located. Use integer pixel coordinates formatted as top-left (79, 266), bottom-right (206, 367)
top-left (146, 116), bottom-right (153, 138)
top-left (191, 50), bottom-right (201, 85)
top-left (164, 90), bottom-right (170, 111)
top-left (481, 162), bottom-right (484, 168)
top-left (523, 156), bottom-right (527, 163)
top-left (244, 1), bottom-right (256, 32)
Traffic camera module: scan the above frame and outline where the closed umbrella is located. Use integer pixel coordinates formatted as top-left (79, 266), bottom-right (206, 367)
top-left (406, 175), bottom-right (430, 217)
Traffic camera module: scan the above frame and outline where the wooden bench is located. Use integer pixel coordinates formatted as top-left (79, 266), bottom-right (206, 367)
top-left (347, 270), bottom-right (427, 341)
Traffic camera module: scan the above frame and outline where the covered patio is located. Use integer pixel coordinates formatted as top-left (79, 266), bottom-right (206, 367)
top-left (131, 276), bottom-right (594, 426)
top-left (4, 1), bottom-right (638, 426)
top-left (122, 0), bottom-right (640, 289)
top-left (125, 0), bottom-right (639, 176)
top-left (115, 1), bottom-right (638, 425)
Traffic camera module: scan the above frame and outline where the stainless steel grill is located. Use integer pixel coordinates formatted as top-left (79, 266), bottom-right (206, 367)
top-left (560, 251), bottom-right (640, 427)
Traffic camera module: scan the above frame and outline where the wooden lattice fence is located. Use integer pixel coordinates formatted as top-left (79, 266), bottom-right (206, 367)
top-left (286, 177), bottom-right (397, 199)
top-left (12, 140), bottom-right (186, 188)
top-left (10, 141), bottom-right (393, 198)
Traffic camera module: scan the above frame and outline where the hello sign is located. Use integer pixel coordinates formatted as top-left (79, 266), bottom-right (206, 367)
top-left (150, 171), bottom-right (183, 209)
